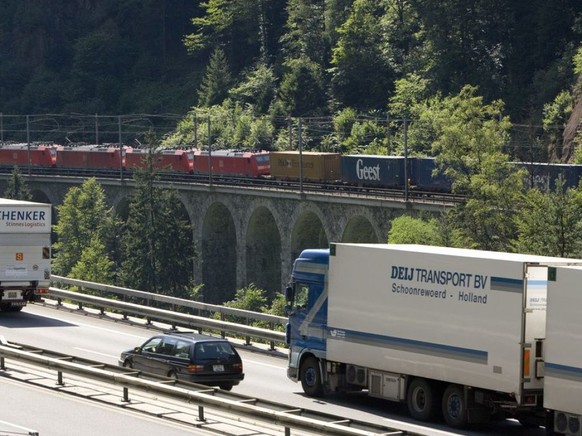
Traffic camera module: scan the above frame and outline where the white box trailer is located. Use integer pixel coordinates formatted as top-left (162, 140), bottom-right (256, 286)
top-left (284, 243), bottom-right (582, 429)
top-left (545, 266), bottom-right (582, 436)
top-left (0, 198), bottom-right (51, 312)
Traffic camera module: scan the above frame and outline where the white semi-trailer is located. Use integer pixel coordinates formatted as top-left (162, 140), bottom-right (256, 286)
top-left (0, 198), bottom-right (51, 312)
top-left (284, 243), bottom-right (580, 429)
top-left (545, 266), bottom-right (582, 436)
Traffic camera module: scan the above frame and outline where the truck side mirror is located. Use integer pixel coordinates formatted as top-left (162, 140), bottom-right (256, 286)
top-left (285, 285), bottom-right (294, 302)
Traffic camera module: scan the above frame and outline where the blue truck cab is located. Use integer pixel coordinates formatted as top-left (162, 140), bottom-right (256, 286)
top-left (285, 248), bottom-right (330, 396)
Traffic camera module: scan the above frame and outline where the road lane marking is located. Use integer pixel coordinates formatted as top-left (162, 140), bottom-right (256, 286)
top-left (74, 347), bottom-right (120, 360)
top-left (0, 419), bottom-right (38, 433)
top-left (242, 358), bottom-right (285, 369)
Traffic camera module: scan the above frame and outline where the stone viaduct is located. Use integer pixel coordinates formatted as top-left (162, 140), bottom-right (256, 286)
top-left (0, 175), bottom-right (448, 303)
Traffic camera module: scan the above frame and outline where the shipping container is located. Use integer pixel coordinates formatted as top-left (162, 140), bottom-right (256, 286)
top-left (410, 157), bottom-right (452, 192)
top-left (341, 155), bottom-right (406, 188)
top-left (270, 151), bottom-right (341, 181)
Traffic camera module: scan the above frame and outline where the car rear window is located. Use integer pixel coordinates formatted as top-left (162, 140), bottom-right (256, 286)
top-left (194, 342), bottom-right (236, 360)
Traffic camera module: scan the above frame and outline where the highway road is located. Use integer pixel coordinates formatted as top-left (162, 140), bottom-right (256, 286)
top-left (0, 376), bottom-right (213, 436)
top-left (0, 303), bottom-right (547, 436)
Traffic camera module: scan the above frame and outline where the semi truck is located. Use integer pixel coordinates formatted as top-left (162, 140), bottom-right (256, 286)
top-left (284, 243), bottom-right (581, 429)
top-left (545, 266), bottom-right (582, 436)
top-left (0, 198), bottom-right (51, 312)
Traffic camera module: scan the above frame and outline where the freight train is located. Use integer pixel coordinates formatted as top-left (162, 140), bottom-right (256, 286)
top-left (0, 142), bottom-right (580, 193)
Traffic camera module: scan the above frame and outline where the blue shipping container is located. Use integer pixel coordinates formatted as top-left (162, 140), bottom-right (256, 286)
top-left (341, 155), bottom-right (407, 188)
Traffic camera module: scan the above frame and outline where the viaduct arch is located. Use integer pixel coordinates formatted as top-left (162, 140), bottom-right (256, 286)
top-left (4, 176), bottom-right (446, 303)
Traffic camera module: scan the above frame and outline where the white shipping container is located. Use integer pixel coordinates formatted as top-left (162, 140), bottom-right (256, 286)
top-left (326, 244), bottom-right (568, 400)
top-left (545, 266), bottom-right (582, 416)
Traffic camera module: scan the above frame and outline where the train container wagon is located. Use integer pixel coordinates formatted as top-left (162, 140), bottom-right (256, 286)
top-left (56, 144), bottom-right (124, 170)
top-left (125, 148), bottom-right (194, 173)
top-left (270, 151), bottom-right (341, 182)
top-left (410, 157), bottom-right (453, 192)
top-left (0, 143), bottom-right (57, 168)
top-left (341, 155), bottom-right (406, 188)
top-left (192, 150), bottom-right (271, 177)
top-left (515, 162), bottom-right (582, 192)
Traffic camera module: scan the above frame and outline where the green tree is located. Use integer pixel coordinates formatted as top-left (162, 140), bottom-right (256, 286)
top-left (120, 134), bottom-right (195, 297)
top-left (513, 179), bottom-right (582, 257)
top-left (52, 178), bottom-right (120, 277)
top-left (229, 61), bottom-right (276, 114)
top-left (185, 0), bottom-right (285, 70)
top-left (223, 284), bottom-right (268, 312)
top-left (69, 235), bottom-right (114, 285)
top-left (424, 85), bottom-right (524, 251)
top-left (198, 48), bottom-right (233, 107)
top-left (163, 100), bottom-right (276, 150)
top-left (387, 215), bottom-right (442, 245)
top-left (4, 166), bottom-right (32, 200)
top-left (330, 0), bottom-right (392, 110)
top-left (220, 284), bottom-right (268, 324)
top-left (281, 0), bottom-right (327, 66)
top-left (275, 57), bottom-right (327, 116)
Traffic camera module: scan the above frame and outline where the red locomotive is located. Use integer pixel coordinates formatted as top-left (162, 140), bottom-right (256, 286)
top-left (192, 150), bottom-right (270, 177)
top-left (56, 144), bottom-right (124, 170)
top-left (125, 148), bottom-right (195, 173)
top-left (0, 143), bottom-right (57, 168)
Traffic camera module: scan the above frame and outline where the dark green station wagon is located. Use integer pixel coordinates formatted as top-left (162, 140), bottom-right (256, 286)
top-left (119, 332), bottom-right (244, 390)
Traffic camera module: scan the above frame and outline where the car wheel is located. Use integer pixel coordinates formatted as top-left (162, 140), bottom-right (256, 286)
top-left (300, 356), bottom-right (323, 397)
top-left (122, 359), bottom-right (133, 369)
top-left (219, 383), bottom-right (233, 391)
top-left (167, 371), bottom-right (178, 381)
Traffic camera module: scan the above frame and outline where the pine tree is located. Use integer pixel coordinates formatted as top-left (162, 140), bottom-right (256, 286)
top-left (4, 166), bottom-right (32, 200)
top-left (120, 133), bottom-right (195, 297)
top-left (198, 48), bottom-right (232, 107)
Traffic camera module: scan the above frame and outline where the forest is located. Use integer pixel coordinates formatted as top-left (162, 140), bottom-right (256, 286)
top-left (1, 0), bottom-right (582, 162)
top-left (4, 1), bottom-right (582, 306)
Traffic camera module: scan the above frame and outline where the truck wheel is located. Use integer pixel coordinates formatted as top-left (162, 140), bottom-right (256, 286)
top-left (0, 304), bottom-right (22, 312)
top-left (442, 384), bottom-right (468, 428)
top-left (407, 378), bottom-right (439, 421)
top-left (300, 356), bottom-right (323, 397)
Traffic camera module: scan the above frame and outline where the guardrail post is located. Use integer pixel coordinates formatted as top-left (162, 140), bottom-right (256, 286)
top-left (269, 322), bottom-right (275, 350)
top-left (245, 318), bottom-right (251, 346)
top-left (220, 313), bottom-right (225, 338)
top-left (197, 405), bottom-right (205, 422)
top-left (57, 370), bottom-right (64, 385)
top-left (122, 387), bottom-right (130, 402)
top-left (0, 356), bottom-right (5, 370)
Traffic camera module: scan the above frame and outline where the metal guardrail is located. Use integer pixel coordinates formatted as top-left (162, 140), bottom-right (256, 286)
top-left (50, 275), bottom-right (286, 325)
top-left (0, 338), bottom-right (412, 436)
top-left (46, 287), bottom-right (286, 347)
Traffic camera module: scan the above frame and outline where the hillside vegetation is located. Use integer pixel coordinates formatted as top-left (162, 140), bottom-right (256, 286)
top-left (1, 1), bottom-right (582, 159)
